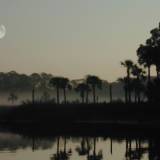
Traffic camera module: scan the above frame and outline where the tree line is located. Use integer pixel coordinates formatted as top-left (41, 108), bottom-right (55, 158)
top-left (120, 22), bottom-right (160, 103)
top-left (0, 71), bottom-right (112, 104)
top-left (2, 23), bottom-right (160, 104)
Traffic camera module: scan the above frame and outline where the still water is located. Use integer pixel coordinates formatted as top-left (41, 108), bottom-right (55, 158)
top-left (0, 130), bottom-right (157, 160)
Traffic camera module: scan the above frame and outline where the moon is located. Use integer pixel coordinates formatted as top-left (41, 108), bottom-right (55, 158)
top-left (0, 25), bottom-right (6, 39)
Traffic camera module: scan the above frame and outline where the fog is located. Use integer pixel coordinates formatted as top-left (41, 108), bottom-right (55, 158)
top-left (0, 84), bottom-right (124, 105)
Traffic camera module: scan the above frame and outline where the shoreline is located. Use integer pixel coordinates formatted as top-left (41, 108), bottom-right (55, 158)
top-left (0, 103), bottom-right (159, 133)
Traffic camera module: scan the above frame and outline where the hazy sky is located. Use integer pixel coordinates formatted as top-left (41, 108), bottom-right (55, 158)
top-left (0, 0), bottom-right (160, 81)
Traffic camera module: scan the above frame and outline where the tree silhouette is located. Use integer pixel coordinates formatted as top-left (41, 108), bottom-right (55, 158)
top-left (75, 83), bottom-right (90, 103)
top-left (146, 78), bottom-right (160, 102)
top-left (131, 64), bottom-right (146, 103)
top-left (76, 138), bottom-right (91, 156)
top-left (8, 92), bottom-right (18, 105)
top-left (137, 44), bottom-right (153, 82)
top-left (49, 77), bottom-right (71, 104)
top-left (30, 73), bottom-right (41, 104)
top-left (121, 60), bottom-right (133, 103)
top-left (87, 138), bottom-right (102, 160)
top-left (59, 78), bottom-right (71, 104)
top-left (109, 83), bottom-right (114, 103)
top-left (150, 29), bottom-right (160, 78)
top-left (117, 77), bottom-right (128, 103)
top-left (138, 23), bottom-right (160, 80)
top-left (50, 77), bottom-right (62, 104)
top-left (51, 137), bottom-right (71, 160)
top-left (86, 75), bottom-right (102, 104)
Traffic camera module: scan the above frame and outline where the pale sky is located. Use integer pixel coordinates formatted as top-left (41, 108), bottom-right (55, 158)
top-left (0, 0), bottom-right (160, 81)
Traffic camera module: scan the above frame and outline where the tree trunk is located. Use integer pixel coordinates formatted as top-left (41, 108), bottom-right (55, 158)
top-left (81, 91), bottom-right (85, 103)
top-left (110, 138), bottom-right (113, 154)
top-left (137, 76), bottom-right (141, 103)
top-left (134, 90), bottom-right (137, 103)
top-left (125, 87), bottom-right (128, 103)
top-left (127, 68), bottom-right (131, 103)
top-left (86, 138), bottom-right (90, 157)
top-left (32, 87), bottom-right (35, 104)
top-left (93, 86), bottom-right (96, 104)
top-left (128, 87), bottom-right (131, 103)
top-left (64, 137), bottom-right (66, 153)
top-left (128, 83), bottom-right (131, 103)
top-left (148, 66), bottom-right (151, 82)
top-left (32, 136), bottom-right (35, 152)
top-left (93, 138), bottom-right (96, 157)
top-left (57, 137), bottom-right (60, 155)
top-left (126, 138), bottom-right (128, 152)
top-left (109, 84), bottom-right (113, 103)
top-left (86, 90), bottom-right (89, 104)
top-left (63, 88), bottom-right (66, 104)
top-left (56, 87), bottom-right (60, 104)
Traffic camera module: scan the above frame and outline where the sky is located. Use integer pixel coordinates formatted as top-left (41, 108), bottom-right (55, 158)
top-left (0, 0), bottom-right (160, 81)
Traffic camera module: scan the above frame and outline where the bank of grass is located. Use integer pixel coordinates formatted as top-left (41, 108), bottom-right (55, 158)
top-left (0, 102), bottom-right (159, 138)
top-left (0, 102), bottom-right (159, 126)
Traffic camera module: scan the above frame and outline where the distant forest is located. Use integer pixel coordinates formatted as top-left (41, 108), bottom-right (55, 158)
top-left (0, 71), bottom-right (54, 91)
top-left (0, 71), bottom-right (124, 104)
top-left (0, 71), bottom-right (121, 94)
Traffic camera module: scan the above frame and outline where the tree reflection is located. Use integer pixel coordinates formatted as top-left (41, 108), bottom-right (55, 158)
top-left (51, 137), bottom-right (72, 160)
top-left (87, 138), bottom-right (103, 160)
top-left (76, 138), bottom-right (91, 156)
top-left (125, 138), bottom-right (147, 160)
top-left (148, 139), bottom-right (160, 160)
top-left (1, 132), bottom-right (160, 160)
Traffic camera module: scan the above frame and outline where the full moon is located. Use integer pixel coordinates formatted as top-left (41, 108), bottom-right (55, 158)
top-left (0, 25), bottom-right (6, 39)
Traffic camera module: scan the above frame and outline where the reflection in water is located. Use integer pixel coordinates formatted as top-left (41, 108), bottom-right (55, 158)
top-left (0, 131), bottom-right (159, 160)
top-left (76, 138), bottom-right (91, 156)
top-left (50, 137), bottom-right (72, 160)
top-left (87, 138), bottom-right (103, 160)
top-left (0, 133), bottom-right (53, 152)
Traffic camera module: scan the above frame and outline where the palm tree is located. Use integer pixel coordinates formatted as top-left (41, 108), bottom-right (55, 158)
top-left (30, 73), bottom-right (41, 104)
top-left (8, 92), bottom-right (18, 105)
top-left (109, 82), bottom-right (114, 103)
top-left (137, 44), bottom-right (153, 82)
top-left (86, 75), bottom-right (102, 104)
top-left (50, 77), bottom-right (62, 104)
top-left (121, 60), bottom-right (133, 103)
top-left (76, 138), bottom-right (90, 156)
top-left (50, 77), bottom-right (71, 104)
top-left (87, 138), bottom-right (102, 160)
top-left (141, 24), bottom-right (160, 79)
top-left (130, 78), bottom-right (138, 103)
top-left (75, 83), bottom-right (90, 103)
top-left (85, 85), bottom-right (91, 104)
top-left (60, 78), bottom-right (71, 104)
top-left (51, 137), bottom-right (60, 160)
top-left (131, 64), bottom-right (146, 103)
top-left (150, 25), bottom-right (160, 75)
top-left (117, 77), bottom-right (128, 103)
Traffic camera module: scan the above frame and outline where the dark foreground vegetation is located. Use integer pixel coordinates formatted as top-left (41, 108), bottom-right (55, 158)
top-left (0, 103), bottom-right (160, 132)
top-left (0, 103), bottom-right (160, 139)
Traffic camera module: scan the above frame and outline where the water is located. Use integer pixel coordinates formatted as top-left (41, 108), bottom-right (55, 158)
top-left (0, 130), bottom-right (156, 160)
